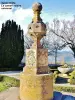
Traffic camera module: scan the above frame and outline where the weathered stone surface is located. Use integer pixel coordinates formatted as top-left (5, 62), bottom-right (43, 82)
top-left (37, 49), bottom-right (48, 74)
top-left (37, 49), bottom-right (48, 66)
top-left (20, 73), bottom-right (53, 100)
top-left (24, 48), bottom-right (48, 74)
top-left (20, 2), bottom-right (53, 100)
top-left (28, 22), bottom-right (46, 40)
top-left (26, 49), bottom-right (36, 67)
top-left (32, 2), bottom-right (42, 12)
top-left (32, 2), bottom-right (42, 23)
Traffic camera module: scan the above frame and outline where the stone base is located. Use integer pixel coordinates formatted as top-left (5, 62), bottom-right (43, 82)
top-left (20, 72), bottom-right (53, 100)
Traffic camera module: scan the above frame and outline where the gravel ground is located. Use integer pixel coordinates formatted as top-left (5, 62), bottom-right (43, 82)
top-left (0, 87), bottom-right (75, 100)
top-left (0, 87), bottom-right (19, 100)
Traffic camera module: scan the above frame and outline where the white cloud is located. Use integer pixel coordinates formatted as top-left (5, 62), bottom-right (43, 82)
top-left (0, 5), bottom-right (74, 52)
top-left (41, 11), bottom-right (74, 23)
top-left (0, 4), bottom-right (74, 35)
top-left (0, 5), bottom-right (33, 34)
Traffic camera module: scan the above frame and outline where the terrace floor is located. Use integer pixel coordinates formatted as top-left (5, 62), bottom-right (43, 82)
top-left (0, 87), bottom-right (75, 100)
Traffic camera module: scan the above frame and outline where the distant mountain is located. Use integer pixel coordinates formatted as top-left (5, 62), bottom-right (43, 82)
top-left (22, 51), bottom-right (75, 65)
top-left (48, 51), bottom-right (75, 64)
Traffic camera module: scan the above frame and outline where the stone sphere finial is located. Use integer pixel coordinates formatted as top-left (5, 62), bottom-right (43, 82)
top-left (32, 2), bottom-right (42, 22)
top-left (32, 2), bottom-right (42, 12)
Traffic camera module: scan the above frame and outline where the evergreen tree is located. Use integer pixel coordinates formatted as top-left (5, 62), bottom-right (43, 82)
top-left (0, 20), bottom-right (24, 68)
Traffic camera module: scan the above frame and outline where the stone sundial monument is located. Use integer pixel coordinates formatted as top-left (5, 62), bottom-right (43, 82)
top-left (20, 2), bottom-right (53, 100)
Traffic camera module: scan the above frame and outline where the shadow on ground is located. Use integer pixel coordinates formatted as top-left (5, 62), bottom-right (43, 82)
top-left (56, 77), bottom-right (68, 84)
top-left (53, 91), bottom-right (75, 100)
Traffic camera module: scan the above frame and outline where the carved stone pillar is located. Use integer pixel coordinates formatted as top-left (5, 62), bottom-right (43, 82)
top-left (20, 2), bottom-right (53, 100)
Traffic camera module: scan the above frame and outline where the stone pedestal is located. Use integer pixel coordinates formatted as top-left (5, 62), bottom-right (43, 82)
top-left (20, 2), bottom-right (53, 100)
top-left (20, 48), bottom-right (53, 100)
top-left (20, 73), bottom-right (53, 100)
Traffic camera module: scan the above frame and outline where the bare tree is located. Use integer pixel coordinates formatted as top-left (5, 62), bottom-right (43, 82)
top-left (24, 34), bottom-right (33, 49)
top-left (24, 20), bottom-right (67, 64)
top-left (41, 22), bottom-right (66, 64)
top-left (24, 34), bottom-right (33, 57)
top-left (49, 17), bottom-right (75, 58)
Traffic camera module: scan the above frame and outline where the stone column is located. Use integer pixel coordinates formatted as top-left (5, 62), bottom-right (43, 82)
top-left (20, 2), bottom-right (53, 100)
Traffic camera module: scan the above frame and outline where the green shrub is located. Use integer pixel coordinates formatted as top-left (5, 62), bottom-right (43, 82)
top-left (2, 76), bottom-right (20, 87)
top-left (0, 76), bottom-right (3, 81)
top-left (0, 20), bottom-right (24, 68)
top-left (61, 64), bottom-right (68, 68)
top-left (70, 79), bottom-right (75, 85)
top-left (0, 67), bottom-right (22, 72)
top-left (69, 70), bottom-right (75, 76)
top-left (54, 86), bottom-right (75, 93)
top-left (53, 71), bottom-right (58, 83)
top-left (0, 75), bottom-right (20, 92)
top-left (69, 70), bottom-right (75, 85)
top-left (54, 71), bottom-right (59, 74)
top-left (73, 65), bottom-right (75, 68)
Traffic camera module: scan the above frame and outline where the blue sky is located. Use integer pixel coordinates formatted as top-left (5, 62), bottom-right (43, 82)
top-left (0, 0), bottom-right (75, 34)
top-left (0, 0), bottom-right (75, 37)
top-left (0, 0), bottom-right (74, 52)
top-left (1, 0), bottom-right (75, 14)
top-left (0, 0), bottom-right (75, 23)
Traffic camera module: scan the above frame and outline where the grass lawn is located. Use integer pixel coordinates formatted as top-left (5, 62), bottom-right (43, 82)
top-left (54, 85), bottom-right (75, 93)
top-left (0, 74), bottom-right (75, 93)
top-left (0, 75), bottom-right (20, 92)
